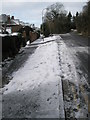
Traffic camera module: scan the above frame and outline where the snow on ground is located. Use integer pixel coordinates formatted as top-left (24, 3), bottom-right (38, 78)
top-left (2, 35), bottom-right (65, 118)
top-left (42, 35), bottom-right (61, 42)
top-left (2, 35), bottom-right (62, 95)
top-left (59, 40), bottom-right (79, 84)
top-left (1, 35), bottom-right (88, 118)
top-left (30, 35), bottom-right (61, 45)
top-left (2, 42), bottom-right (59, 94)
top-left (57, 39), bottom-right (88, 118)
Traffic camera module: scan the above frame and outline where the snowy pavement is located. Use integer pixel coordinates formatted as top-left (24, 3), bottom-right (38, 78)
top-left (1, 34), bottom-right (89, 119)
top-left (2, 35), bottom-right (65, 118)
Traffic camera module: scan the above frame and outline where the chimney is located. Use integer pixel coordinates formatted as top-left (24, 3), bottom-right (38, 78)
top-left (7, 15), bottom-right (10, 23)
top-left (7, 15), bottom-right (10, 20)
top-left (11, 16), bottom-right (14, 20)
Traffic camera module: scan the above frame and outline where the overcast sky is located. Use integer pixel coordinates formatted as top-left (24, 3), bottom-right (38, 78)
top-left (0, 0), bottom-right (88, 28)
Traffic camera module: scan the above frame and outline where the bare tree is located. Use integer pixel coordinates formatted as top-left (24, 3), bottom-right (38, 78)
top-left (44, 2), bottom-right (67, 22)
top-left (41, 2), bottom-right (73, 36)
top-left (75, 1), bottom-right (89, 36)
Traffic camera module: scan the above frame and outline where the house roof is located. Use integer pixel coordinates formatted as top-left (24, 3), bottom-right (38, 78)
top-left (12, 19), bottom-right (20, 25)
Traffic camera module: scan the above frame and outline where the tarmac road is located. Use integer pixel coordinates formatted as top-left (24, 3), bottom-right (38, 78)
top-left (60, 32), bottom-right (89, 84)
top-left (60, 32), bottom-right (90, 118)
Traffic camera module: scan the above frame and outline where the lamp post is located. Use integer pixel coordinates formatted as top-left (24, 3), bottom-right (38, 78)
top-left (42, 7), bottom-right (52, 40)
top-left (42, 8), bottom-right (47, 41)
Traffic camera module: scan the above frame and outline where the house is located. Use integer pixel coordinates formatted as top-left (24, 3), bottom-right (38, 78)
top-left (0, 14), bottom-right (8, 33)
top-left (0, 14), bottom-right (8, 23)
top-left (0, 14), bottom-right (23, 33)
top-left (6, 16), bottom-right (23, 33)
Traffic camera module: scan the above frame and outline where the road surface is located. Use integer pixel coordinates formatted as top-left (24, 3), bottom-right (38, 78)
top-left (60, 32), bottom-right (90, 118)
top-left (1, 32), bottom-right (90, 119)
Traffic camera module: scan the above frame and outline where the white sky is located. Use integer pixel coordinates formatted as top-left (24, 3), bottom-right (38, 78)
top-left (0, 0), bottom-right (88, 27)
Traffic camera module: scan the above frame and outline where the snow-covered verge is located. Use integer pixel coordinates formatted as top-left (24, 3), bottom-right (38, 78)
top-left (57, 39), bottom-right (89, 118)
